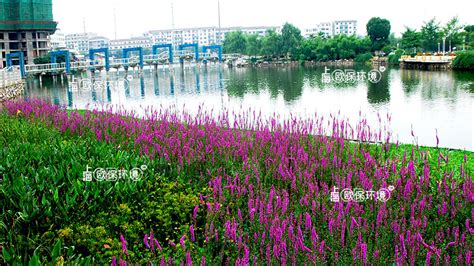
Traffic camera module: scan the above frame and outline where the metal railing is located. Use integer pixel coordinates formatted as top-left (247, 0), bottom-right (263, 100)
top-left (0, 66), bottom-right (22, 88)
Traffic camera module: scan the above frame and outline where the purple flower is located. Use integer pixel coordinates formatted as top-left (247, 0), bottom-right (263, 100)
top-left (186, 251), bottom-right (192, 266)
top-left (190, 225), bottom-right (195, 242)
top-left (111, 256), bottom-right (116, 266)
top-left (120, 234), bottom-right (129, 256)
top-left (144, 234), bottom-right (150, 249)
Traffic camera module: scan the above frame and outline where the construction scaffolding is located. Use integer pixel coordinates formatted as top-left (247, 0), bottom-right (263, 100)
top-left (0, 0), bottom-right (57, 31)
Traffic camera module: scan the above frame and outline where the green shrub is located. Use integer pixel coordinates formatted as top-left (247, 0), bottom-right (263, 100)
top-left (388, 49), bottom-right (404, 65)
top-left (354, 52), bottom-right (373, 63)
top-left (452, 50), bottom-right (474, 70)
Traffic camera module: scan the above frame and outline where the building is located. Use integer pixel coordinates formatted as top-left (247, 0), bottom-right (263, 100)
top-left (148, 26), bottom-right (277, 47)
top-left (65, 33), bottom-right (111, 55)
top-left (109, 36), bottom-right (153, 50)
top-left (50, 31), bottom-right (66, 50)
top-left (304, 20), bottom-right (357, 38)
top-left (0, 0), bottom-right (57, 67)
top-left (88, 36), bottom-right (109, 50)
top-left (333, 20), bottom-right (357, 36)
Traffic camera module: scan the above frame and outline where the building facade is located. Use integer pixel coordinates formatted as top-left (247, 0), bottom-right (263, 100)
top-left (50, 31), bottom-right (66, 50)
top-left (0, 0), bottom-right (57, 67)
top-left (148, 26), bottom-right (277, 47)
top-left (109, 36), bottom-right (153, 50)
top-left (304, 20), bottom-right (357, 38)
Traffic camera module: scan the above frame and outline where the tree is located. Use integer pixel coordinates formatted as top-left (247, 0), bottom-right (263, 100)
top-left (442, 16), bottom-right (464, 50)
top-left (401, 27), bottom-right (422, 51)
top-left (366, 17), bottom-right (391, 51)
top-left (280, 23), bottom-right (303, 58)
top-left (462, 25), bottom-right (474, 50)
top-left (246, 34), bottom-right (262, 56)
top-left (420, 18), bottom-right (441, 52)
top-left (223, 31), bottom-right (247, 54)
top-left (261, 30), bottom-right (283, 58)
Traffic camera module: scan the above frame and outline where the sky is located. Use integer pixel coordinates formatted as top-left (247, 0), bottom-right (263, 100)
top-left (53, 0), bottom-right (472, 39)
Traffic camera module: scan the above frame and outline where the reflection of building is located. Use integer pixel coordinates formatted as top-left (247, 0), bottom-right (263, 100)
top-left (304, 20), bottom-right (357, 38)
top-left (0, 0), bottom-right (57, 67)
top-left (148, 26), bottom-right (278, 47)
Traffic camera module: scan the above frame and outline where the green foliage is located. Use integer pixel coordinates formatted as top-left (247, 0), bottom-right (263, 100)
top-left (280, 22), bottom-right (303, 58)
top-left (0, 114), bottom-right (203, 264)
top-left (400, 27), bottom-right (422, 52)
top-left (442, 16), bottom-right (464, 49)
top-left (223, 31), bottom-right (248, 54)
top-left (366, 17), bottom-right (391, 51)
top-left (33, 52), bottom-right (77, 65)
top-left (354, 52), bottom-right (373, 63)
top-left (261, 29), bottom-right (283, 57)
top-left (452, 50), bottom-right (474, 70)
top-left (420, 18), bottom-right (441, 52)
top-left (388, 49), bottom-right (404, 65)
top-left (245, 34), bottom-right (262, 56)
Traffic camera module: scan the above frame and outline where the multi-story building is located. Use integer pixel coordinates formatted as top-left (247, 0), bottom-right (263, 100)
top-left (50, 31), bottom-right (66, 50)
top-left (0, 0), bottom-right (57, 67)
top-left (108, 36), bottom-right (153, 50)
top-left (304, 20), bottom-right (357, 38)
top-left (88, 36), bottom-right (109, 50)
top-left (65, 32), bottom-right (98, 55)
top-left (333, 20), bottom-right (357, 36)
top-left (148, 26), bottom-right (277, 47)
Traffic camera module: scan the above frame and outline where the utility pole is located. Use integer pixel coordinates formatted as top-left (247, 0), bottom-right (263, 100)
top-left (171, 1), bottom-right (175, 48)
top-left (114, 8), bottom-right (117, 40)
top-left (218, 0), bottom-right (222, 44)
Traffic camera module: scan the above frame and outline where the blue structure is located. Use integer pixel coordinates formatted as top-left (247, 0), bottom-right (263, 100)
top-left (202, 45), bottom-right (223, 63)
top-left (152, 44), bottom-right (173, 64)
top-left (178, 43), bottom-right (199, 62)
top-left (89, 48), bottom-right (110, 71)
top-left (6, 52), bottom-right (26, 78)
top-left (50, 50), bottom-right (71, 74)
top-left (123, 47), bottom-right (144, 69)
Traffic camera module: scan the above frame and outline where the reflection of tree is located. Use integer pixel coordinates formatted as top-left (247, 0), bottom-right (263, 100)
top-left (225, 69), bottom-right (250, 98)
top-left (452, 71), bottom-right (474, 93)
top-left (280, 68), bottom-right (304, 102)
top-left (367, 69), bottom-right (390, 104)
top-left (263, 67), bottom-right (304, 102)
top-left (400, 69), bottom-right (420, 95)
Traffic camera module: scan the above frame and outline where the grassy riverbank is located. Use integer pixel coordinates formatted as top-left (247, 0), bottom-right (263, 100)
top-left (1, 99), bottom-right (472, 265)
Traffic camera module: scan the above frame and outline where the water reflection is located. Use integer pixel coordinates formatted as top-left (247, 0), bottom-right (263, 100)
top-left (367, 68), bottom-right (390, 104)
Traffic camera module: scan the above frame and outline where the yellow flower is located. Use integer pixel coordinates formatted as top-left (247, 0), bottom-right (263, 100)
top-left (16, 110), bottom-right (21, 115)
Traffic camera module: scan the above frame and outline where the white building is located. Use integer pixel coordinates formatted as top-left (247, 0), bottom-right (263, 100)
top-left (50, 31), bottom-right (66, 50)
top-left (148, 26), bottom-right (277, 47)
top-left (304, 20), bottom-right (357, 38)
top-left (88, 36), bottom-right (109, 50)
top-left (109, 36), bottom-right (153, 50)
top-left (65, 33), bottom-right (98, 54)
top-left (333, 20), bottom-right (357, 36)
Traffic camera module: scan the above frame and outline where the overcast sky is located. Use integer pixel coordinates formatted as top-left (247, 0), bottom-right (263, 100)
top-left (53, 0), bottom-right (472, 39)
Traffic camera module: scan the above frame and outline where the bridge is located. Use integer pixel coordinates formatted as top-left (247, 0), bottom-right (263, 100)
top-left (5, 43), bottom-right (242, 78)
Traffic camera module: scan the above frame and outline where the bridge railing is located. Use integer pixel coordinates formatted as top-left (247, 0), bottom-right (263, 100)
top-left (0, 66), bottom-right (22, 88)
top-left (25, 63), bottom-right (64, 73)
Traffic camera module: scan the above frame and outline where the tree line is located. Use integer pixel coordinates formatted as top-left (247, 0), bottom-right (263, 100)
top-left (222, 17), bottom-right (474, 62)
